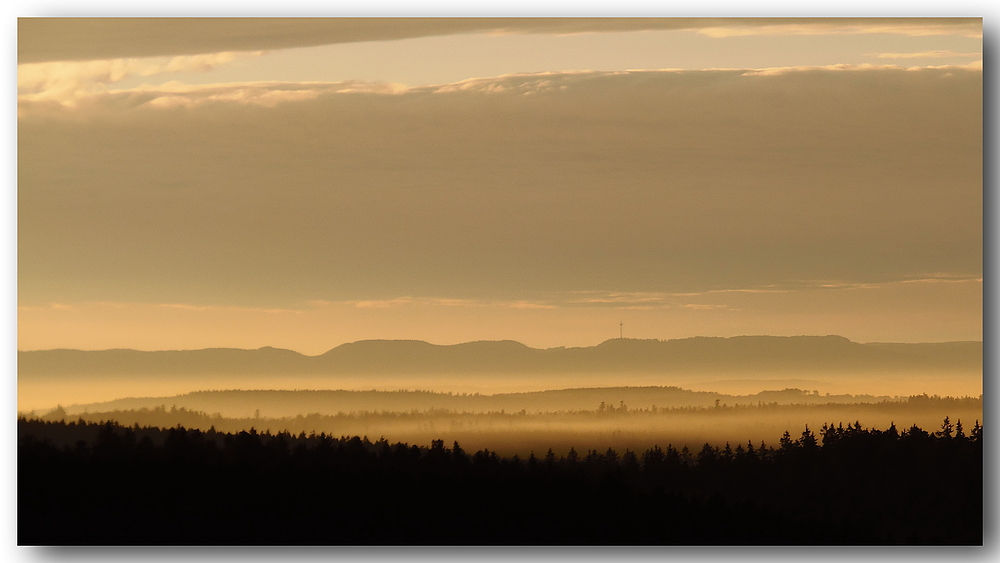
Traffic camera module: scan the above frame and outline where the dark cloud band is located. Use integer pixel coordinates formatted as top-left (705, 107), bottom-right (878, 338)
top-left (18, 17), bottom-right (982, 64)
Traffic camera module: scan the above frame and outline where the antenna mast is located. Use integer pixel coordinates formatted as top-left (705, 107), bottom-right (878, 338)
top-left (619, 320), bottom-right (623, 339)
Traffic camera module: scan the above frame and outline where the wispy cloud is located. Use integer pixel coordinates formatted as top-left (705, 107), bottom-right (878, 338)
top-left (430, 71), bottom-right (596, 95)
top-left (696, 22), bottom-right (981, 39)
top-left (868, 50), bottom-right (980, 59)
top-left (17, 51), bottom-right (264, 106)
top-left (302, 276), bottom-right (983, 313)
top-left (18, 302), bottom-right (76, 312)
top-left (151, 302), bottom-right (304, 315)
top-left (739, 61), bottom-right (982, 76)
top-left (296, 276), bottom-right (981, 313)
top-left (19, 78), bottom-right (410, 110)
top-left (566, 275), bottom-right (981, 307)
top-left (565, 291), bottom-right (731, 310)
top-left (568, 291), bottom-right (671, 306)
top-left (18, 62), bottom-right (982, 112)
top-left (343, 297), bottom-right (557, 310)
top-left (899, 276), bottom-right (983, 285)
top-left (791, 275), bottom-right (982, 291)
top-left (352, 297), bottom-right (417, 309)
top-left (670, 287), bottom-right (790, 297)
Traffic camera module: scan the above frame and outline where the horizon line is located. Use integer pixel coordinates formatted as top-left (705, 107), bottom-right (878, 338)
top-left (15, 334), bottom-right (984, 356)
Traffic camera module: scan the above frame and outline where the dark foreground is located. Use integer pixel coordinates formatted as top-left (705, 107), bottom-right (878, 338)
top-left (19, 417), bottom-right (982, 545)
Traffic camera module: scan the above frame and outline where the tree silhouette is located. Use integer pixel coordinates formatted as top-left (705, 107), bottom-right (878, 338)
top-left (937, 416), bottom-right (954, 439)
top-left (17, 417), bottom-right (982, 545)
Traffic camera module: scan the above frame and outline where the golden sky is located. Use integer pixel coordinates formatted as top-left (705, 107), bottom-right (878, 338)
top-left (17, 18), bottom-right (983, 353)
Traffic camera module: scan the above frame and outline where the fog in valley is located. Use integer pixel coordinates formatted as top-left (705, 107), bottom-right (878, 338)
top-left (19, 337), bottom-right (982, 454)
top-left (17, 336), bottom-right (982, 414)
top-left (30, 392), bottom-right (978, 458)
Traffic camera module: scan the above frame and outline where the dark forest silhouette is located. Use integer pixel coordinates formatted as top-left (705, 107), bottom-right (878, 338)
top-left (19, 416), bottom-right (982, 545)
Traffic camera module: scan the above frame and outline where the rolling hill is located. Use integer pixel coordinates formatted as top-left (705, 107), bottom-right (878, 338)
top-left (18, 335), bottom-right (982, 379)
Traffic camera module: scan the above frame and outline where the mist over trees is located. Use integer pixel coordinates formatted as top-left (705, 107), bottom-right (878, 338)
top-left (19, 338), bottom-right (982, 414)
top-left (26, 393), bottom-right (982, 458)
top-left (49, 386), bottom-right (919, 419)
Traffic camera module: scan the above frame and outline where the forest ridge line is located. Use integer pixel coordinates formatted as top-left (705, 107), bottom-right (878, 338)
top-left (18, 416), bottom-right (983, 544)
top-left (18, 335), bottom-right (982, 377)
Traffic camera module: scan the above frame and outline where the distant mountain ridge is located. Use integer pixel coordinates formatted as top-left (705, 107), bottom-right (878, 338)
top-left (19, 336), bottom-right (982, 378)
top-left (55, 386), bottom-right (905, 419)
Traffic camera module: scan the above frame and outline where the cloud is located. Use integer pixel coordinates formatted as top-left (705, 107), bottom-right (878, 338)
top-left (153, 303), bottom-right (305, 314)
top-left (695, 21), bottom-right (981, 39)
top-left (352, 297), bottom-right (417, 309)
top-left (141, 84), bottom-right (330, 109)
top-left (18, 301), bottom-right (306, 316)
top-left (570, 276), bottom-right (983, 306)
top-left (506, 301), bottom-right (558, 310)
top-left (786, 276), bottom-right (982, 292)
top-left (17, 66), bottom-right (981, 310)
top-left (869, 50), bottom-right (981, 59)
top-left (18, 77), bottom-right (413, 110)
top-left (431, 74), bottom-right (574, 95)
top-left (342, 297), bottom-right (557, 310)
top-left (17, 303), bottom-right (76, 312)
top-left (17, 51), bottom-right (264, 106)
top-left (671, 288), bottom-right (790, 296)
top-left (737, 61), bottom-right (984, 76)
top-left (18, 62), bottom-right (983, 111)
top-left (19, 18), bottom-right (981, 64)
top-left (568, 291), bottom-right (672, 307)
top-left (898, 276), bottom-right (983, 285)
top-left (44, 282), bottom-right (973, 318)
top-left (308, 275), bottom-right (985, 315)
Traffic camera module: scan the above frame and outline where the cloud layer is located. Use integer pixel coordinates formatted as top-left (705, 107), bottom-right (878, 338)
top-left (18, 66), bottom-right (981, 317)
top-left (18, 18), bottom-right (982, 64)
top-left (17, 51), bottom-right (265, 106)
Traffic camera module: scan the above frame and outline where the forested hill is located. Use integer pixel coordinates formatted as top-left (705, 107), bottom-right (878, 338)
top-left (53, 386), bottom-right (904, 418)
top-left (19, 336), bottom-right (981, 378)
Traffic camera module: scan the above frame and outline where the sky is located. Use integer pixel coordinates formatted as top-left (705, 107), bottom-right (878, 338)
top-left (16, 17), bottom-right (983, 353)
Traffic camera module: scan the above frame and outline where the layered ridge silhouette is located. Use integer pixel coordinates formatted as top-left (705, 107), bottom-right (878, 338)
top-left (18, 335), bottom-right (982, 379)
top-left (57, 387), bottom-right (906, 419)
